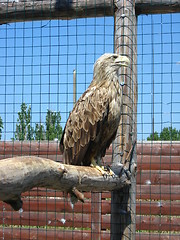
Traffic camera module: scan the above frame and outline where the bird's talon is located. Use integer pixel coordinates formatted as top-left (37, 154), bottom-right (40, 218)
top-left (103, 173), bottom-right (108, 178)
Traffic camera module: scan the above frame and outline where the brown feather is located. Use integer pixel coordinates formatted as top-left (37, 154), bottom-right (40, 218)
top-left (60, 53), bottom-right (129, 166)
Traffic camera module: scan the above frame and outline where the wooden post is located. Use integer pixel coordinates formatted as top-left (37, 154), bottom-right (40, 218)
top-left (73, 69), bottom-right (77, 105)
top-left (1, 0), bottom-right (180, 24)
top-left (91, 192), bottom-right (102, 240)
top-left (111, 0), bottom-right (137, 239)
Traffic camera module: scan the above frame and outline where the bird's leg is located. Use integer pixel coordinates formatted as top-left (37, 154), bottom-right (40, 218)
top-left (90, 158), bottom-right (105, 175)
top-left (90, 158), bottom-right (115, 177)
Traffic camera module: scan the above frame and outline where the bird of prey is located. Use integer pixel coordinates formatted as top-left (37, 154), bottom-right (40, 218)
top-left (60, 53), bottom-right (129, 175)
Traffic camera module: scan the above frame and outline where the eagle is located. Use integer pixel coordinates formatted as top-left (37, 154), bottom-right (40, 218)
top-left (60, 53), bottom-right (129, 175)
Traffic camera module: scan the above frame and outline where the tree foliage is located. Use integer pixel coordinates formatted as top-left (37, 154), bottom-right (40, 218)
top-left (15, 103), bottom-right (34, 141)
top-left (160, 127), bottom-right (180, 141)
top-left (14, 103), bottom-right (62, 141)
top-left (34, 123), bottom-right (46, 141)
top-left (147, 127), bottom-right (180, 141)
top-left (147, 131), bottom-right (159, 141)
top-left (45, 110), bottom-right (62, 141)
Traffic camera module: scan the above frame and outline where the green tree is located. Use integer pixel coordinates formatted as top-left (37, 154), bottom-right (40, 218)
top-left (147, 127), bottom-right (180, 141)
top-left (160, 127), bottom-right (180, 141)
top-left (34, 123), bottom-right (46, 140)
top-left (15, 103), bottom-right (34, 141)
top-left (147, 131), bottom-right (159, 141)
top-left (0, 116), bottom-right (3, 140)
top-left (45, 110), bottom-right (62, 141)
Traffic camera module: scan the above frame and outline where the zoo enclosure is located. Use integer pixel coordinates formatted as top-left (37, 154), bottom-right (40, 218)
top-left (0, 0), bottom-right (180, 239)
top-left (0, 141), bottom-right (179, 239)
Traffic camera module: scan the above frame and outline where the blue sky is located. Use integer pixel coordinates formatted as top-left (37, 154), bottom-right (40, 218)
top-left (0, 13), bottom-right (179, 140)
top-left (137, 13), bottom-right (180, 139)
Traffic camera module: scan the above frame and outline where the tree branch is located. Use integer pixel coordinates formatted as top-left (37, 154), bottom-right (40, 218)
top-left (0, 156), bottom-right (130, 210)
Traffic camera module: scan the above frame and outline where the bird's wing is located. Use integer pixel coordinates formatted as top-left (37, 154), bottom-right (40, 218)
top-left (60, 83), bottom-right (109, 165)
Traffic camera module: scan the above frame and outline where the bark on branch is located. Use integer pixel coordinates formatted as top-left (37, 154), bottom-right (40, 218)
top-left (0, 156), bottom-right (130, 210)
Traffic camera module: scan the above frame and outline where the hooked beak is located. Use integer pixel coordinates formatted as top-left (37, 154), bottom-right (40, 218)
top-left (115, 55), bottom-right (130, 67)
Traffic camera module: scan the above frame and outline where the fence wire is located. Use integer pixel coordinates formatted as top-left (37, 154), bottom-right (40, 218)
top-left (137, 13), bottom-right (180, 240)
top-left (0, 13), bottom-right (114, 240)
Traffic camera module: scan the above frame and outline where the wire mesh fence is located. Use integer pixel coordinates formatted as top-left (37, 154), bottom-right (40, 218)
top-left (0, 17), bottom-right (114, 141)
top-left (0, 1), bottom-right (180, 239)
top-left (137, 13), bottom-right (180, 140)
top-left (136, 13), bottom-right (180, 240)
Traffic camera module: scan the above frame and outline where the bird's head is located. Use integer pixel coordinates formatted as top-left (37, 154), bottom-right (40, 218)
top-left (93, 53), bottom-right (130, 80)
